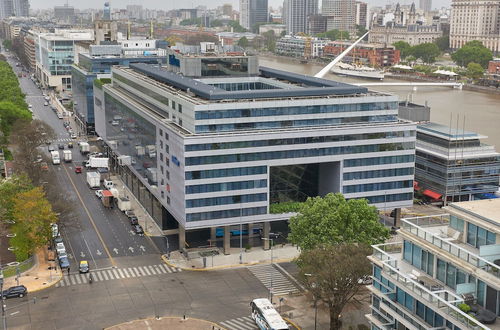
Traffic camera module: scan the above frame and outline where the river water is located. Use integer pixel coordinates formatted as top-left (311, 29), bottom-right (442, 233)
top-left (259, 56), bottom-right (500, 148)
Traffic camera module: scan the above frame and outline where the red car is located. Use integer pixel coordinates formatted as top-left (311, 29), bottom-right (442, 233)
top-left (75, 166), bottom-right (82, 173)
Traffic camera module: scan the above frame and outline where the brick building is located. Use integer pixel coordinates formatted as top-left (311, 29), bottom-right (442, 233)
top-left (488, 59), bottom-right (500, 74)
top-left (323, 41), bottom-right (401, 67)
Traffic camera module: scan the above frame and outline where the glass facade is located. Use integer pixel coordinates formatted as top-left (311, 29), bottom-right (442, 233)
top-left (186, 206), bottom-right (267, 221)
top-left (200, 57), bottom-right (249, 76)
top-left (195, 115), bottom-right (398, 133)
top-left (185, 166), bottom-right (267, 180)
top-left (185, 179), bottom-right (267, 194)
top-left (466, 223), bottom-right (496, 248)
top-left (344, 167), bottom-right (414, 180)
top-left (185, 131), bottom-right (414, 152)
top-left (343, 180), bottom-right (413, 193)
top-left (403, 240), bottom-right (434, 276)
top-left (72, 67), bottom-right (95, 125)
top-left (194, 102), bottom-right (398, 120)
top-left (186, 193), bottom-right (267, 208)
top-left (103, 92), bottom-right (157, 182)
top-left (186, 142), bottom-right (415, 166)
top-left (344, 154), bottom-right (415, 167)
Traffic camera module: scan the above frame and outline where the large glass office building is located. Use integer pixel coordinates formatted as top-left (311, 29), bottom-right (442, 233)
top-left (95, 52), bottom-right (416, 250)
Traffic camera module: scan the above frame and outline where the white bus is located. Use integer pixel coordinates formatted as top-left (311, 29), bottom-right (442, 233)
top-left (250, 298), bottom-right (289, 330)
top-left (50, 150), bottom-right (60, 165)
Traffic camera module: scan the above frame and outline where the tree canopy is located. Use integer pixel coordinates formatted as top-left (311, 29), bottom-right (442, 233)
top-left (227, 20), bottom-right (247, 32)
top-left (434, 35), bottom-right (450, 52)
top-left (0, 174), bottom-right (33, 220)
top-left (297, 244), bottom-right (372, 330)
top-left (451, 40), bottom-right (493, 68)
top-left (288, 193), bottom-right (390, 250)
top-left (466, 62), bottom-right (484, 79)
top-left (238, 36), bottom-right (249, 48)
top-left (393, 41), bottom-right (412, 58)
top-left (411, 43), bottom-right (441, 63)
top-left (316, 29), bottom-right (350, 41)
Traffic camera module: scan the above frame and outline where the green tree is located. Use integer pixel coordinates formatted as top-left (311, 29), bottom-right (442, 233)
top-left (411, 43), bottom-right (441, 63)
top-left (238, 36), bottom-right (249, 48)
top-left (210, 19), bottom-right (223, 27)
top-left (180, 18), bottom-right (202, 26)
top-left (228, 20), bottom-right (247, 32)
top-left (451, 40), bottom-right (493, 68)
top-left (0, 101), bottom-right (31, 138)
top-left (11, 187), bottom-right (57, 261)
top-left (356, 25), bottom-right (368, 39)
top-left (0, 174), bottom-right (33, 220)
top-left (262, 30), bottom-right (277, 52)
top-left (434, 35), bottom-right (450, 52)
top-left (393, 41), bottom-right (412, 58)
top-left (316, 29), bottom-right (349, 41)
top-left (466, 62), bottom-right (484, 79)
top-left (3, 40), bottom-right (12, 50)
top-left (288, 193), bottom-right (390, 250)
top-left (297, 244), bottom-right (372, 330)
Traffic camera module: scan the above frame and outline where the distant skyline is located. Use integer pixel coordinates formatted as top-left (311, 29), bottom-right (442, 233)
top-left (30, 0), bottom-right (451, 11)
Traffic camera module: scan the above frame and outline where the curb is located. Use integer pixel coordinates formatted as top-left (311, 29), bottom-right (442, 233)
top-left (283, 317), bottom-right (302, 330)
top-left (161, 254), bottom-right (297, 272)
top-left (29, 271), bottom-right (63, 293)
top-left (105, 316), bottom-right (227, 330)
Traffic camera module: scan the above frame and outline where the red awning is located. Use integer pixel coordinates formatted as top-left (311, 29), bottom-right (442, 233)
top-left (102, 190), bottom-right (113, 197)
top-left (423, 189), bottom-right (442, 200)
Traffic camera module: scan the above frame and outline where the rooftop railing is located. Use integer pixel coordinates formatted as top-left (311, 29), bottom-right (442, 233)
top-left (372, 242), bottom-right (490, 330)
top-left (401, 215), bottom-right (500, 278)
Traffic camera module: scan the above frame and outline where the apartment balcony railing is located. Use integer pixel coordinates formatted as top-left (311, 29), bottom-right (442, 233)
top-left (401, 215), bottom-right (500, 278)
top-left (372, 242), bottom-right (490, 330)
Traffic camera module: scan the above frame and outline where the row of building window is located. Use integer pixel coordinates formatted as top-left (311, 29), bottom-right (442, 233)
top-left (186, 206), bottom-right (267, 222)
top-left (344, 154), bottom-right (415, 167)
top-left (403, 240), bottom-right (434, 276)
top-left (185, 131), bottom-right (414, 152)
top-left (343, 167), bottom-right (414, 181)
top-left (343, 180), bottom-right (413, 193)
top-left (185, 166), bottom-right (267, 180)
top-left (186, 193), bottom-right (267, 208)
top-left (363, 193), bottom-right (413, 204)
top-left (195, 115), bottom-right (398, 133)
top-left (186, 142), bottom-right (415, 166)
top-left (185, 179), bottom-right (267, 194)
top-left (467, 222), bottom-right (496, 248)
top-left (194, 102), bottom-right (398, 120)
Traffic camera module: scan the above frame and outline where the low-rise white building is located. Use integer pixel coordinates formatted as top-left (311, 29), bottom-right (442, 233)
top-left (276, 35), bottom-right (328, 58)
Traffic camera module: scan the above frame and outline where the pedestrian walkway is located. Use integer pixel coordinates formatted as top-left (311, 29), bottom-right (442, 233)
top-left (219, 316), bottom-right (257, 330)
top-left (55, 263), bottom-right (181, 287)
top-left (247, 264), bottom-right (301, 296)
top-left (53, 138), bottom-right (75, 143)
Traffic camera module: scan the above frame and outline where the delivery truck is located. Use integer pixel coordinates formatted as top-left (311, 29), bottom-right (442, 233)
top-left (145, 145), bottom-right (156, 158)
top-left (50, 151), bottom-right (60, 165)
top-left (117, 197), bottom-right (131, 212)
top-left (101, 190), bottom-right (114, 208)
top-left (79, 142), bottom-right (90, 154)
top-left (85, 157), bottom-right (109, 169)
top-left (86, 172), bottom-right (100, 189)
top-left (63, 150), bottom-right (72, 162)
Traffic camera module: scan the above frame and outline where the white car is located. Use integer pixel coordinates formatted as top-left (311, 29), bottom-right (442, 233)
top-left (71, 133), bottom-right (77, 139)
top-left (111, 120), bottom-right (119, 126)
top-left (44, 96), bottom-right (50, 101)
top-left (44, 102), bottom-right (49, 106)
top-left (95, 190), bottom-right (103, 199)
top-left (28, 104), bottom-right (32, 108)
top-left (56, 242), bottom-right (66, 254)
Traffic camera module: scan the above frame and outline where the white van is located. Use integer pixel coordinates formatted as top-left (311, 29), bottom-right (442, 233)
top-left (50, 150), bottom-right (60, 165)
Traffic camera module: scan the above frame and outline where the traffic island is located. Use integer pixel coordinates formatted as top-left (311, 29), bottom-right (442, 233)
top-left (106, 316), bottom-right (225, 330)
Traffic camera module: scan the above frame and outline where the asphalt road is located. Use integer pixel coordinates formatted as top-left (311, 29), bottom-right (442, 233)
top-left (5, 53), bottom-right (159, 271)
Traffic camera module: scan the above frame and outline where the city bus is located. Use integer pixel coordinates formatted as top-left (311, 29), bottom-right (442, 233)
top-left (250, 298), bottom-right (289, 330)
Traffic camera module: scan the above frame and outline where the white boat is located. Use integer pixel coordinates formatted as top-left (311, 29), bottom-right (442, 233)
top-left (330, 62), bottom-right (385, 80)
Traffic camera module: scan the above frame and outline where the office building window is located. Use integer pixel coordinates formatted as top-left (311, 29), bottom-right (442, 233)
top-left (178, 104), bottom-right (182, 113)
top-left (467, 223), bottom-right (496, 248)
top-left (450, 215), bottom-right (464, 232)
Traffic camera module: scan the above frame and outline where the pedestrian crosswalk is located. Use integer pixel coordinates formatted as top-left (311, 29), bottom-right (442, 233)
top-left (219, 316), bottom-right (257, 330)
top-left (53, 138), bottom-right (74, 142)
top-left (247, 264), bottom-right (300, 296)
top-left (56, 263), bottom-right (181, 287)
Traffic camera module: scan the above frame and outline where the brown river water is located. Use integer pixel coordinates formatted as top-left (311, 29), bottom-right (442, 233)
top-left (259, 56), bottom-right (500, 149)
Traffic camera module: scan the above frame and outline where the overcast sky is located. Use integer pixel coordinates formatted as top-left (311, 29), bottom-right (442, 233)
top-left (30, 0), bottom-right (450, 11)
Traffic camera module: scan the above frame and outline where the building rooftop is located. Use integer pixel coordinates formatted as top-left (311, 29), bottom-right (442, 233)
top-left (418, 122), bottom-right (486, 140)
top-left (447, 199), bottom-right (500, 226)
top-left (128, 63), bottom-right (369, 101)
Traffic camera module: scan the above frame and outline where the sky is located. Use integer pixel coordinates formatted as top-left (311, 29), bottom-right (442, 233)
top-left (30, 0), bottom-right (451, 11)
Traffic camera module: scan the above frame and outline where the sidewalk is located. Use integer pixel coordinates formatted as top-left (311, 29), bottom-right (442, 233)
top-left (165, 244), bottom-right (301, 270)
top-left (110, 175), bottom-right (164, 237)
top-left (2, 248), bottom-right (62, 292)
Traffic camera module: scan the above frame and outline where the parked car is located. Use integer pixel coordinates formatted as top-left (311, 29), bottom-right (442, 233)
top-left (44, 102), bottom-right (49, 106)
top-left (67, 142), bottom-right (73, 148)
top-left (125, 210), bottom-right (135, 218)
top-left (79, 260), bottom-right (89, 273)
top-left (59, 257), bottom-right (70, 269)
top-left (58, 144), bottom-right (64, 150)
top-left (28, 104), bottom-right (32, 108)
top-left (54, 236), bottom-right (63, 244)
top-left (95, 190), bottom-right (103, 199)
top-left (129, 216), bottom-right (139, 225)
top-left (57, 250), bottom-right (67, 260)
top-left (132, 224), bottom-right (144, 236)
top-left (51, 223), bottom-right (58, 237)
top-left (1, 285), bottom-right (28, 299)
top-left (75, 166), bottom-right (82, 174)
top-left (56, 242), bottom-right (66, 254)
top-left (48, 145), bottom-right (55, 152)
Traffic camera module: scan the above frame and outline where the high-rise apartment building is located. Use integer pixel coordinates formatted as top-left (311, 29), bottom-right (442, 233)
top-left (12, 0), bottom-right (28, 17)
top-left (239, 0), bottom-right (268, 31)
top-left (284, 0), bottom-right (318, 34)
top-left (54, 4), bottom-right (75, 23)
top-left (222, 3), bottom-right (233, 17)
top-left (419, 0), bottom-right (432, 12)
top-left (450, 0), bottom-right (500, 53)
top-left (0, 0), bottom-right (14, 18)
top-left (355, 1), bottom-right (368, 29)
top-left (322, 0), bottom-right (356, 32)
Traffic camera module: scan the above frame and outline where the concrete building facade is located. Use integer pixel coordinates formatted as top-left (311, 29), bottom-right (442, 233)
top-left (284, 0), bottom-right (318, 35)
top-left (322, 0), bottom-right (356, 32)
top-left (239, 0), bottom-right (268, 31)
top-left (450, 0), bottom-right (500, 53)
top-left (95, 52), bottom-right (416, 251)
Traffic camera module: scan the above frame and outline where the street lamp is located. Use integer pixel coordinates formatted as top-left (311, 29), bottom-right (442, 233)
top-left (261, 237), bottom-right (274, 303)
top-left (305, 273), bottom-right (318, 330)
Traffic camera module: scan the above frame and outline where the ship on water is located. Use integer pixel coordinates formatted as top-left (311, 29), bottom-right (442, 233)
top-left (330, 62), bottom-right (385, 80)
